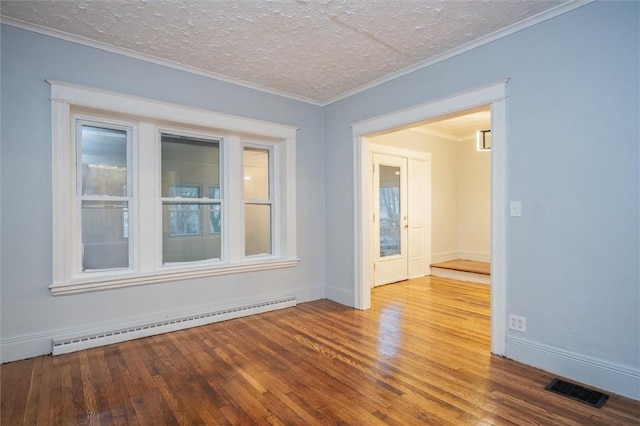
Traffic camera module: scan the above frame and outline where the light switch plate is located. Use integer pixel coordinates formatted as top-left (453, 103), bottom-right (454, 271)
top-left (510, 201), bottom-right (522, 217)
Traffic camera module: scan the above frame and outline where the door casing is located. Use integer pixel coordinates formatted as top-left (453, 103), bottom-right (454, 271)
top-left (352, 79), bottom-right (508, 356)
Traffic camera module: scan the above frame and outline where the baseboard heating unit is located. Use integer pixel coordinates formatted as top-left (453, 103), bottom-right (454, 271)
top-left (52, 296), bottom-right (296, 356)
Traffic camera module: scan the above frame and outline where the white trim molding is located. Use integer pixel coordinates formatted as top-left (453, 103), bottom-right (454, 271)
top-left (49, 80), bottom-right (298, 139)
top-left (50, 259), bottom-right (300, 296)
top-left (49, 81), bottom-right (299, 296)
top-left (431, 251), bottom-right (461, 264)
top-left (352, 79), bottom-right (508, 356)
top-left (507, 336), bottom-right (640, 401)
top-left (458, 251), bottom-right (491, 263)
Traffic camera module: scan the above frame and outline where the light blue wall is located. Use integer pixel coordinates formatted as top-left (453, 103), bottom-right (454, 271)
top-left (1, 25), bottom-right (325, 357)
top-left (1, 0), bottom-right (638, 400)
top-left (324, 1), bottom-right (639, 398)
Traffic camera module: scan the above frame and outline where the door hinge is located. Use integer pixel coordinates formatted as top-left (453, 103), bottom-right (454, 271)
top-left (373, 263), bottom-right (376, 271)
top-left (372, 164), bottom-right (375, 173)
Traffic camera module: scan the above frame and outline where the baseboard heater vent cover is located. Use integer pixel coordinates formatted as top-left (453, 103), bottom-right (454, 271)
top-left (545, 378), bottom-right (609, 408)
top-left (52, 296), bottom-right (296, 356)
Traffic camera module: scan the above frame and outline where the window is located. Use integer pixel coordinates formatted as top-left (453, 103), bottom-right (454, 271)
top-left (161, 132), bottom-right (221, 263)
top-left (50, 81), bottom-right (298, 295)
top-left (243, 146), bottom-right (272, 257)
top-left (77, 121), bottom-right (134, 271)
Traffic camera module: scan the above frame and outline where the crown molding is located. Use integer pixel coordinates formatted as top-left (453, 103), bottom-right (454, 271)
top-left (2, 0), bottom-right (593, 107)
top-left (322, 0), bottom-right (595, 106)
top-left (0, 16), bottom-right (323, 106)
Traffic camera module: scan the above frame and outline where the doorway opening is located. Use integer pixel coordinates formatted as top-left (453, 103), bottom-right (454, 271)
top-left (369, 106), bottom-right (491, 287)
top-left (352, 80), bottom-right (507, 355)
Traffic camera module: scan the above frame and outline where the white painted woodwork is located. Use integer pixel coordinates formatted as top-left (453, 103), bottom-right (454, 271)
top-left (353, 79), bottom-right (507, 356)
top-left (49, 81), bottom-right (299, 296)
top-left (408, 158), bottom-right (431, 279)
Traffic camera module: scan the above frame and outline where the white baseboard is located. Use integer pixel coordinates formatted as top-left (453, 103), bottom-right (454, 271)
top-left (431, 251), bottom-right (491, 264)
top-left (325, 283), bottom-right (353, 308)
top-left (506, 335), bottom-right (640, 401)
top-left (1, 291), bottom-right (302, 363)
top-left (431, 251), bottom-right (459, 264)
top-left (458, 251), bottom-right (491, 263)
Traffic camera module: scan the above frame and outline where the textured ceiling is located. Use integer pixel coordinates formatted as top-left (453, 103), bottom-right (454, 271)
top-left (1, 0), bottom-right (575, 104)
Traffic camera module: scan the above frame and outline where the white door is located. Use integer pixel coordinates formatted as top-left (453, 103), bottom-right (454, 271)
top-left (373, 153), bottom-right (408, 286)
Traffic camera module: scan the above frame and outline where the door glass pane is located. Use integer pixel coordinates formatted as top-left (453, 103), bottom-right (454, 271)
top-left (245, 204), bottom-right (271, 256)
top-left (82, 200), bottom-right (129, 270)
top-left (379, 165), bottom-right (400, 257)
top-left (161, 133), bottom-right (220, 197)
top-left (81, 125), bottom-right (128, 196)
top-left (162, 203), bottom-right (221, 263)
top-left (244, 148), bottom-right (269, 200)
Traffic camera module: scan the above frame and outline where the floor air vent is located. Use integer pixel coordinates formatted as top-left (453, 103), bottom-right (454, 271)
top-left (544, 378), bottom-right (609, 408)
top-left (52, 296), bottom-right (296, 356)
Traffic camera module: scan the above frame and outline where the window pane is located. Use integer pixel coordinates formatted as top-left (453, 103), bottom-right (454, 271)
top-left (162, 203), bottom-right (221, 263)
top-left (167, 203), bottom-right (201, 236)
top-left (82, 201), bottom-right (129, 270)
top-left (209, 203), bottom-right (221, 234)
top-left (244, 148), bottom-right (269, 200)
top-left (245, 204), bottom-right (271, 256)
top-left (379, 165), bottom-right (400, 257)
top-left (161, 134), bottom-right (219, 197)
top-left (81, 125), bottom-right (128, 196)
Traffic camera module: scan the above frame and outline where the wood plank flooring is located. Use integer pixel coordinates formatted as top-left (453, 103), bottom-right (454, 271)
top-left (431, 260), bottom-right (491, 275)
top-left (2, 276), bottom-right (639, 425)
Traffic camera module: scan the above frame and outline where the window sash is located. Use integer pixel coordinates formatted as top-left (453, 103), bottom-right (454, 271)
top-left (160, 130), bottom-right (223, 265)
top-left (243, 144), bottom-right (274, 258)
top-left (50, 81), bottom-right (298, 295)
top-left (75, 117), bottom-right (135, 274)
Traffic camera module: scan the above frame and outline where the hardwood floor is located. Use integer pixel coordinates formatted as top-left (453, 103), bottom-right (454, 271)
top-left (2, 276), bottom-right (639, 425)
top-left (431, 260), bottom-right (491, 276)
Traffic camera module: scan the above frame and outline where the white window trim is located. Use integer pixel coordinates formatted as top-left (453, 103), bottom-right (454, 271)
top-left (50, 81), bottom-right (298, 296)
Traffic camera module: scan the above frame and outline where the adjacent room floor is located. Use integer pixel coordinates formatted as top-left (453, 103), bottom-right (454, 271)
top-left (431, 259), bottom-right (491, 285)
top-left (2, 276), bottom-right (638, 425)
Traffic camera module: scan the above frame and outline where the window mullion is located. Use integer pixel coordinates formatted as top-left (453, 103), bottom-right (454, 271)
top-left (137, 122), bottom-right (156, 273)
top-left (226, 135), bottom-right (244, 262)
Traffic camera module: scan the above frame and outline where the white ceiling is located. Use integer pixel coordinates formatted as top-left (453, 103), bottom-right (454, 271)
top-left (1, 0), bottom-right (581, 105)
top-left (412, 106), bottom-right (490, 141)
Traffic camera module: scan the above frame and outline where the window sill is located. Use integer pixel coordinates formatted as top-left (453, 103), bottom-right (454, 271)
top-left (50, 258), bottom-right (300, 296)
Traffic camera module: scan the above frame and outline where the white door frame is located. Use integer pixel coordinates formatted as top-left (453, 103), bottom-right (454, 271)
top-left (352, 79), bottom-right (508, 356)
